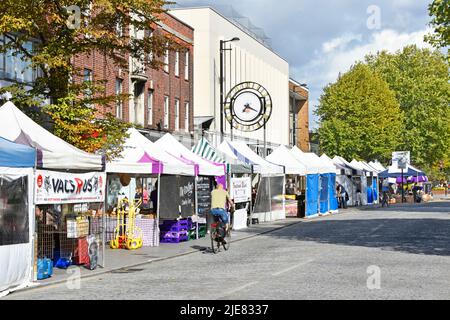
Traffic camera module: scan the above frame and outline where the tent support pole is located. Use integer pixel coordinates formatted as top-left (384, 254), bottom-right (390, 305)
top-left (195, 177), bottom-right (199, 240)
top-left (102, 175), bottom-right (107, 268)
top-left (401, 168), bottom-right (405, 203)
top-left (157, 173), bottom-right (161, 246)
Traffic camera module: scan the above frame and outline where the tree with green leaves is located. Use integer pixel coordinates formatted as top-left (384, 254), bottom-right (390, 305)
top-left (316, 63), bottom-right (403, 163)
top-left (425, 0), bottom-right (450, 57)
top-left (0, 0), bottom-right (175, 159)
top-left (366, 45), bottom-right (450, 178)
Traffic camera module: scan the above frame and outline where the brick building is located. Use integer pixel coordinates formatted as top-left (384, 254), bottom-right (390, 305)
top-left (73, 12), bottom-right (194, 137)
top-left (289, 79), bottom-right (310, 151)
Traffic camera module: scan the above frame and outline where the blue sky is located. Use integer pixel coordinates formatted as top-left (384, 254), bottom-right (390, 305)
top-left (173, 0), bottom-right (433, 129)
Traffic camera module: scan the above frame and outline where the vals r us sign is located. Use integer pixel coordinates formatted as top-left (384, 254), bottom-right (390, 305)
top-left (35, 170), bottom-right (106, 205)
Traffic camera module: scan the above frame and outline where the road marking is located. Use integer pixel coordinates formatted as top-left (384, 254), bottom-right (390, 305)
top-left (369, 223), bottom-right (384, 235)
top-left (220, 281), bottom-right (259, 297)
top-left (271, 259), bottom-right (314, 276)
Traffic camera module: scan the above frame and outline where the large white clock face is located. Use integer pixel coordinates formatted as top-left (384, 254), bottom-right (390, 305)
top-left (224, 81), bottom-right (273, 132)
top-left (232, 92), bottom-right (262, 123)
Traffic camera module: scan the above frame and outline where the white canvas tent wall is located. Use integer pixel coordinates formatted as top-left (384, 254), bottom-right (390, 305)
top-left (155, 134), bottom-right (226, 177)
top-left (107, 128), bottom-right (195, 176)
top-left (333, 156), bottom-right (361, 206)
top-left (0, 102), bottom-right (103, 171)
top-left (0, 139), bottom-right (35, 296)
top-left (349, 160), bottom-right (369, 206)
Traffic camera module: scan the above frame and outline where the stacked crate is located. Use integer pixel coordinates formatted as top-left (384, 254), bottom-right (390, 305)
top-left (160, 219), bottom-right (189, 243)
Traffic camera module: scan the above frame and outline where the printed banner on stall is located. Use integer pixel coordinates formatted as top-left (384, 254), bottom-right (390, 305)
top-left (34, 170), bottom-right (106, 204)
top-left (230, 177), bottom-right (251, 203)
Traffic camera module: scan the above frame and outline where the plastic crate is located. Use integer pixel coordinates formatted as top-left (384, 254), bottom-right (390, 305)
top-left (160, 230), bottom-right (188, 239)
top-left (160, 235), bottom-right (189, 243)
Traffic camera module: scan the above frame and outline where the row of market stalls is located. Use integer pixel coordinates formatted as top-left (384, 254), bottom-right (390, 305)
top-left (0, 100), bottom-right (394, 295)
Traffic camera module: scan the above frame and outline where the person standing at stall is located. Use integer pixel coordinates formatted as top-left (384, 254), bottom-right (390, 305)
top-left (142, 186), bottom-right (150, 210)
top-left (150, 182), bottom-right (158, 215)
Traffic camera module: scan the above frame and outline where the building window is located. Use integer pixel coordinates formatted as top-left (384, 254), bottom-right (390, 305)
top-left (83, 68), bottom-right (93, 106)
top-left (185, 102), bottom-right (189, 133)
top-left (115, 78), bottom-right (123, 119)
top-left (147, 90), bottom-right (153, 126)
top-left (174, 99), bottom-right (180, 131)
top-left (184, 51), bottom-right (189, 80)
top-left (164, 96), bottom-right (169, 129)
top-left (1, 35), bottom-right (35, 83)
top-left (164, 45), bottom-right (169, 73)
top-left (147, 29), bottom-right (154, 62)
top-left (175, 51), bottom-right (179, 77)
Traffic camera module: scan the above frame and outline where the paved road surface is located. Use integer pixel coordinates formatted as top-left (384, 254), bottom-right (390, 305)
top-left (5, 202), bottom-right (450, 300)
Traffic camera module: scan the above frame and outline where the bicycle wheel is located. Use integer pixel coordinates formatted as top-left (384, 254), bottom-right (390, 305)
top-left (210, 230), bottom-right (220, 254)
top-left (222, 228), bottom-right (231, 251)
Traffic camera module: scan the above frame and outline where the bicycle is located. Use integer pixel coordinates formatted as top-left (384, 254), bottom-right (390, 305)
top-left (210, 214), bottom-right (231, 254)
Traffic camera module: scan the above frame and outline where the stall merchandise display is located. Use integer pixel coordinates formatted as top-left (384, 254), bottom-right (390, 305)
top-left (67, 217), bottom-right (89, 238)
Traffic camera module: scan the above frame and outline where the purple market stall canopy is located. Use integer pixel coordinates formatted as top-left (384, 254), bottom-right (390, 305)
top-left (106, 128), bottom-right (195, 176)
top-left (0, 102), bottom-right (103, 171)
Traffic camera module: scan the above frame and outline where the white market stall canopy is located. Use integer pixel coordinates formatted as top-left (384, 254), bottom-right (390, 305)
top-left (155, 134), bottom-right (226, 177)
top-left (369, 161), bottom-right (386, 172)
top-left (266, 145), bottom-right (307, 175)
top-left (219, 140), bottom-right (284, 175)
top-left (320, 154), bottom-right (343, 175)
top-left (0, 102), bottom-right (103, 171)
top-left (323, 154), bottom-right (352, 175)
top-left (107, 128), bottom-right (195, 176)
top-left (334, 156), bottom-right (364, 176)
top-left (291, 147), bottom-right (335, 174)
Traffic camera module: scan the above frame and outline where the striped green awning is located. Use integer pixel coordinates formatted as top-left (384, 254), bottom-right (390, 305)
top-left (192, 138), bottom-right (226, 164)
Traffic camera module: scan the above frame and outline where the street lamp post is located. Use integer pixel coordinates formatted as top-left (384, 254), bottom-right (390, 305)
top-left (220, 37), bottom-right (240, 143)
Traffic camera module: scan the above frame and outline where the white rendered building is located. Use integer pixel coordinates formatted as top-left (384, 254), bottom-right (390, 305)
top-left (169, 7), bottom-right (290, 152)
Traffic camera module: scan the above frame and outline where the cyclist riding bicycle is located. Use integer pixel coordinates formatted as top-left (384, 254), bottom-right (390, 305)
top-left (210, 182), bottom-right (233, 242)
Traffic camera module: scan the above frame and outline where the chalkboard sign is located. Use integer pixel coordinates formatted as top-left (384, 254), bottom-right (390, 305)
top-left (197, 176), bottom-right (213, 218)
top-left (159, 175), bottom-right (195, 219)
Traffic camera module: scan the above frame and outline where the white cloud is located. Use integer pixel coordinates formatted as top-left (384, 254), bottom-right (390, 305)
top-left (322, 34), bottom-right (362, 53)
top-left (303, 28), bottom-right (433, 129)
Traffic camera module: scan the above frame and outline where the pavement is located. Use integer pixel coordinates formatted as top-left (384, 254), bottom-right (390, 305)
top-left (3, 201), bottom-right (450, 300)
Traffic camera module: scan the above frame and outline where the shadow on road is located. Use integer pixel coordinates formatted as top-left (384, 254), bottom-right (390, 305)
top-left (242, 202), bottom-right (450, 257)
top-left (269, 218), bottom-right (450, 257)
top-left (357, 201), bottom-right (450, 213)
